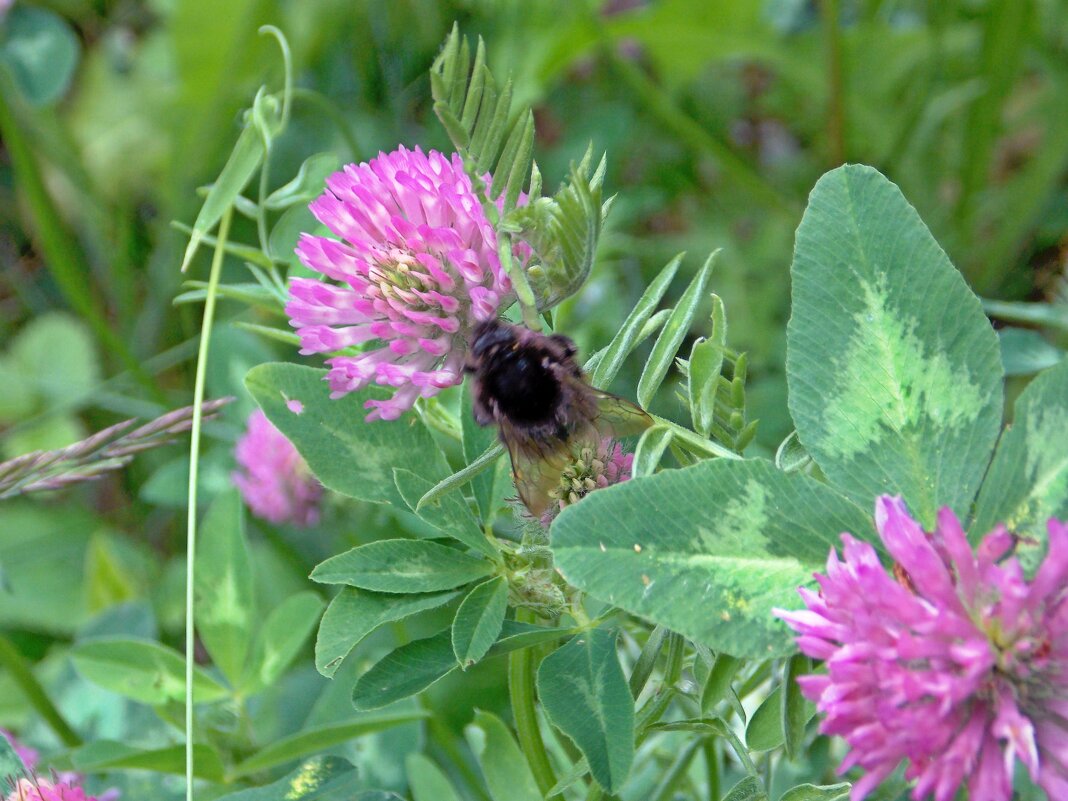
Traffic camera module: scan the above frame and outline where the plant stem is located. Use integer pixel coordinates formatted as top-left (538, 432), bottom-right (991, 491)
top-left (185, 207), bottom-right (232, 801)
top-left (509, 609), bottom-right (563, 801)
top-left (820, 0), bottom-right (846, 165)
top-left (703, 739), bottom-right (721, 800)
top-left (0, 635), bottom-right (81, 748)
top-left (664, 632), bottom-right (685, 686)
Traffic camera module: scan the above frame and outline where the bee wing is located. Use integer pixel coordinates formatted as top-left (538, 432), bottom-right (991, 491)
top-left (591, 391), bottom-right (653, 438)
top-left (500, 422), bottom-right (575, 519)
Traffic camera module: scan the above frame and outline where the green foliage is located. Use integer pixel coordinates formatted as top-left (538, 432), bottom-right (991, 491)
top-left (241, 591), bottom-right (323, 693)
top-left (746, 687), bottom-right (784, 751)
top-left (430, 28), bottom-right (533, 210)
top-left (8, 5), bottom-right (1068, 801)
top-left (637, 252), bottom-right (716, 408)
top-left (451, 576), bottom-right (509, 668)
top-left (590, 255), bottom-right (682, 389)
top-left (195, 490), bottom-right (255, 686)
top-left (406, 754), bottom-right (463, 801)
top-left (778, 784), bottom-right (852, 801)
top-left (0, 6), bottom-right (80, 105)
top-left (70, 638), bottom-right (228, 705)
top-left (315, 588), bottom-right (460, 678)
top-left (246, 363), bottom-right (450, 505)
top-left (231, 711), bottom-right (429, 778)
top-left (782, 654), bottom-right (813, 760)
top-left (465, 710), bottom-right (543, 801)
top-left (787, 165), bottom-right (1003, 527)
top-left (536, 629), bottom-right (634, 793)
top-left (553, 459), bottom-right (873, 658)
top-left (311, 540), bottom-right (494, 593)
top-left (214, 757), bottom-right (361, 800)
top-left (351, 621), bottom-right (573, 710)
top-left (68, 741), bottom-right (225, 781)
top-left (972, 360), bottom-right (1068, 564)
top-left (393, 468), bottom-right (499, 558)
top-left (723, 776), bottom-right (769, 801)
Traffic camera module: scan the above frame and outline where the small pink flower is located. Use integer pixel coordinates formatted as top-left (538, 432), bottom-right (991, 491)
top-left (232, 410), bottom-right (322, 527)
top-left (541, 438), bottom-right (633, 525)
top-left (775, 496), bottom-right (1068, 801)
top-left (6, 779), bottom-right (96, 801)
top-left (286, 146), bottom-right (516, 421)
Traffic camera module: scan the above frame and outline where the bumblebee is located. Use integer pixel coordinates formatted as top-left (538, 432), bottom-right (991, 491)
top-left (465, 320), bottom-right (651, 517)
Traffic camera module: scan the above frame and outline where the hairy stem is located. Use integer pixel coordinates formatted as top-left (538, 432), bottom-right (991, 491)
top-left (508, 609), bottom-right (563, 801)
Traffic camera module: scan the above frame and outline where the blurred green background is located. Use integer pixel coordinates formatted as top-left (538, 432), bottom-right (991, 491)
top-left (1, 0), bottom-right (1067, 795)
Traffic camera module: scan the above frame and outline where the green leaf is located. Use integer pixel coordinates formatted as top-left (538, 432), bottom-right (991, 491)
top-left (723, 776), bottom-right (769, 801)
top-left (416, 443), bottom-right (504, 510)
top-left (431, 28), bottom-right (535, 218)
top-left (462, 384), bottom-right (503, 522)
top-left (517, 152), bottom-right (607, 311)
top-left (241, 591), bottom-right (324, 693)
top-left (265, 152), bottom-right (340, 210)
top-left (782, 654), bottom-right (813, 760)
top-left (638, 251), bottom-right (716, 408)
top-left (311, 540), bottom-right (493, 593)
top-left (315, 587), bottom-right (459, 678)
top-left (181, 121), bottom-right (266, 272)
top-left (352, 621), bottom-right (574, 710)
top-left (214, 756), bottom-right (360, 800)
top-left (195, 489), bottom-right (254, 686)
top-left (69, 741), bottom-right (224, 781)
top-left (245, 363), bottom-right (451, 506)
top-left (0, 732), bottom-right (28, 782)
top-left (9, 312), bottom-right (100, 408)
top-left (775, 432), bottom-right (812, 474)
top-left (232, 711), bottom-right (428, 777)
top-left (465, 710), bottom-right (542, 801)
top-left (689, 294), bottom-right (728, 437)
top-left (590, 255), bottom-right (682, 389)
top-left (633, 425), bottom-right (673, 478)
top-left (746, 687), bottom-right (783, 751)
top-left (999, 328), bottom-right (1064, 377)
top-left (452, 576), bottom-right (509, 668)
top-left (537, 629), bottom-right (634, 793)
top-left (71, 637), bottom-right (228, 705)
top-left (406, 754), bottom-right (463, 801)
top-left (394, 468), bottom-right (498, 559)
top-left (351, 629), bottom-right (456, 710)
top-left (269, 205), bottom-right (317, 267)
top-left (787, 165), bottom-right (1002, 526)
top-left (701, 653), bottom-right (741, 712)
top-left (0, 6), bottom-right (79, 105)
top-left (972, 360), bottom-right (1068, 567)
top-left (552, 458), bottom-right (873, 658)
top-left (779, 783), bottom-right (852, 801)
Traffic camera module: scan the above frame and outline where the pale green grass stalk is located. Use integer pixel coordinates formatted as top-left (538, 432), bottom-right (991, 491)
top-left (186, 208), bottom-right (233, 801)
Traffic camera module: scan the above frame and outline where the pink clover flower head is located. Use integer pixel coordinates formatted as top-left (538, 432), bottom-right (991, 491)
top-left (287, 146), bottom-right (516, 421)
top-left (232, 410), bottom-right (322, 527)
top-left (775, 495), bottom-right (1068, 801)
top-left (6, 779), bottom-right (96, 801)
top-left (541, 438), bottom-right (633, 526)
